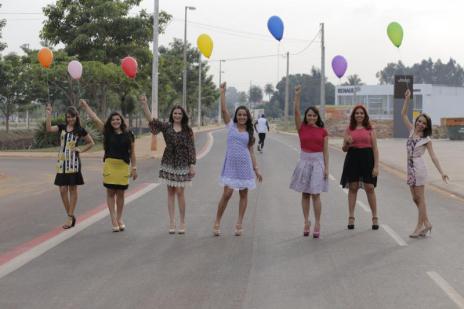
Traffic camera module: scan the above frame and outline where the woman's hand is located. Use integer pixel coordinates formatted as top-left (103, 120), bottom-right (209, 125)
top-left (254, 168), bottom-right (263, 182)
top-left (324, 168), bottom-right (329, 180)
top-left (220, 82), bottom-right (226, 94)
top-left (131, 167), bottom-right (138, 180)
top-left (45, 103), bottom-right (52, 116)
top-left (139, 95), bottom-right (148, 106)
top-left (79, 99), bottom-right (89, 109)
top-left (441, 173), bottom-right (449, 183)
top-left (294, 85), bottom-right (301, 96)
top-left (405, 89), bottom-right (411, 100)
top-left (372, 167), bottom-right (379, 177)
top-left (189, 165), bottom-right (196, 178)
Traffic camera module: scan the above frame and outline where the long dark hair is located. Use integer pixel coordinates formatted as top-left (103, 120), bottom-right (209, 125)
top-left (349, 105), bottom-right (372, 130)
top-left (303, 106), bottom-right (324, 128)
top-left (65, 106), bottom-right (82, 130)
top-left (233, 106), bottom-right (255, 147)
top-left (415, 113), bottom-right (432, 138)
top-left (169, 105), bottom-right (192, 135)
top-left (103, 112), bottom-right (128, 150)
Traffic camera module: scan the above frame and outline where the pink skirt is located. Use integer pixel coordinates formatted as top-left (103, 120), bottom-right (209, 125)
top-left (290, 152), bottom-right (328, 194)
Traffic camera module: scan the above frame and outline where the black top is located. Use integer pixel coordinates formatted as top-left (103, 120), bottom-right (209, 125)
top-left (104, 131), bottom-right (135, 164)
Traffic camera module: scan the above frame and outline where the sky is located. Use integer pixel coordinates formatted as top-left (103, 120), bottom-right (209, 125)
top-left (1, 0), bottom-right (463, 92)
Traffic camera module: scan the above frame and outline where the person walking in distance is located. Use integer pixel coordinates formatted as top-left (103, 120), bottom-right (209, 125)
top-left (213, 82), bottom-right (263, 236)
top-left (140, 95), bottom-right (196, 235)
top-left (45, 104), bottom-right (94, 229)
top-left (340, 105), bottom-right (379, 230)
top-left (79, 100), bottom-right (137, 232)
top-left (254, 114), bottom-right (269, 153)
top-left (402, 89), bottom-right (449, 238)
top-left (289, 85), bottom-right (329, 238)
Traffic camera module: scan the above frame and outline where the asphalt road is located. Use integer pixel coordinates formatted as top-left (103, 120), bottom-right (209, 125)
top-left (1, 130), bottom-right (464, 309)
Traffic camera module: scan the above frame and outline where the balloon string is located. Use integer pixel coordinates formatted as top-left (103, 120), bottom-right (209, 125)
top-left (46, 69), bottom-right (51, 103)
top-left (277, 43), bottom-right (280, 84)
top-left (77, 80), bottom-right (81, 101)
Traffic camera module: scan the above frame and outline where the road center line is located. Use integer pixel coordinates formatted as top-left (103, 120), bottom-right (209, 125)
top-left (427, 271), bottom-right (464, 308)
top-left (0, 182), bottom-right (160, 280)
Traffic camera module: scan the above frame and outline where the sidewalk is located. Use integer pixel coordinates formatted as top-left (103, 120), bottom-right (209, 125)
top-left (328, 137), bottom-right (464, 199)
top-left (0, 125), bottom-right (221, 159)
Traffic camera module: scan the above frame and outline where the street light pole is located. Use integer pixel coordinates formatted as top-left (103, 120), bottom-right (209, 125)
top-left (197, 55), bottom-right (202, 129)
top-left (320, 22), bottom-right (326, 120)
top-left (182, 6), bottom-right (196, 112)
top-left (151, 0), bottom-right (160, 118)
top-left (217, 59), bottom-right (225, 124)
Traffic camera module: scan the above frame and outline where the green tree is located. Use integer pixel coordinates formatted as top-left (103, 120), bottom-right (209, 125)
top-left (264, 83), bottom-right (274, 102)
top-left (343, 74), bottom-right (364, 86)
top-left (41, 0), bottom-right (171, 65)
top-left (249, 85), bottom-right (263, 107)
top-left (0, 4), bottom-right (6, 52)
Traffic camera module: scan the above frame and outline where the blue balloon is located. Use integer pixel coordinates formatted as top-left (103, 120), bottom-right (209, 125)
top-left (267, 16), bottom-right (284, 41)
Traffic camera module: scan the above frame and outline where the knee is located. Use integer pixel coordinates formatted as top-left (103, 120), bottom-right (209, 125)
top-left (239, 189), bottom-right (248, 199)
top-left (365, 185), bottom-right (375, 194)
top-left (59, 186), bottom-right (68, 195)
top-left (223, 191), bottom-right (233, 201)
top-left (311, 194), bottom-right (320, 201)
top-left (302, 193), bottom-right (310, 200)
top-left (348, 185), bottom-right (358, 193)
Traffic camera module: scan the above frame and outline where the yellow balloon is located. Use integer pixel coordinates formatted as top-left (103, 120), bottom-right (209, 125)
top-left (197, 34), bottom-right (213, 59)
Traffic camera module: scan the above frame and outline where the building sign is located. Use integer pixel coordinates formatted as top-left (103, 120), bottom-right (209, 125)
top-left (394, 75), bottom-right (413, 99)
top-left (337, 86), bottom-right (361, 94)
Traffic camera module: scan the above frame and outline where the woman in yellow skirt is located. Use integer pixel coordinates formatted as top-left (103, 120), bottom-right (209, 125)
top-left (80, 100), bottom-right (137, 232)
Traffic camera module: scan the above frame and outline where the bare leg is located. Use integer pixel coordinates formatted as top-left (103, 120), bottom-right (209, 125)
top-left (312, 194), bottom-right (322, 229)
top-left (59, 186), bottom-right (72, 226)
top-left (167, 186), bottom-right (176, 230)
top-left (348, 182), bottom-right (359, 226)
top-left (364, 183), bottom-right (378, 228)
top-left (214, 187), bottom-right (234, 227)
top-left (415, 186), bottom-right (430, 229)
top-left (237, 189), bottom-right (248, 226)
top-left (176, 187), bottom-right (186, 233)
top-left (68, 186), bottom-right (78, 216)
top-left (116, 190), bottom-right (125, 226)
top-left (106, 189), bottom-right (118, 226)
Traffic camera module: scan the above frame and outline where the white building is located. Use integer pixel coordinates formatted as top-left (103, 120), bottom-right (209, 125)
top-left (335, 84), bottom-right (464, 124)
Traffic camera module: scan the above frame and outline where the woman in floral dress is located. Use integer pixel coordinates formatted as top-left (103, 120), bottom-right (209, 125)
top-left (140, 96), bottom-right (196, 235)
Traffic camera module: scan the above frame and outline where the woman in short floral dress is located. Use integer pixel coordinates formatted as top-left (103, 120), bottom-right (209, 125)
top-left (140, 96), bottom-right (196, 235)
top-left (213, 82), bottom-right (263, 236)
top-left (402, 89), bottom-right (449, 238)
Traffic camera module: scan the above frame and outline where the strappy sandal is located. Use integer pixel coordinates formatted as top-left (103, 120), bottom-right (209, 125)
top-left (62, 214), bottom-right (76, 229)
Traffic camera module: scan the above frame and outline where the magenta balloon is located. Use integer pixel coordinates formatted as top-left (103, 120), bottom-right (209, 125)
top-left (67, 60), bottom-right (83, 80)
top-left (331, 55), bottom-right (348, 78)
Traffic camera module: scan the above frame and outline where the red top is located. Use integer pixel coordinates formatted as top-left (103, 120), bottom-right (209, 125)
top-left (299, 124), bottom-right (328, 153)
top-left (348, 127), bottom-right (373, 148)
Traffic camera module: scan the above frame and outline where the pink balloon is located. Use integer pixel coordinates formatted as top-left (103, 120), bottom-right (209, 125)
top-left (67, 60), bottom-right (83, 80)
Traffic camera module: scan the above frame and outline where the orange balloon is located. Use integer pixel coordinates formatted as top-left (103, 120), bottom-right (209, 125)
top-left (38, 48), bottom-right (54, 68)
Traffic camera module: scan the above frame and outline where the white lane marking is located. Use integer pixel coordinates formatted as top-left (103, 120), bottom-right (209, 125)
top-left (380, 224), bottom-right (408, 247)
top-left (329, 174), bottom-right (336, 181)
top-left (197, 132), bottom-right (214, 160)
top-left (0, 183), bottom-right (160, 280)
top-left (356, 200), bottom-right (370, 213)
top-left (427, 271), bottom-right (464, 308)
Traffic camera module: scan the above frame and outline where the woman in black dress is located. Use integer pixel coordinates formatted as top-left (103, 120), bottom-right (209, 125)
top-left (46, 104), bottom-right (94, 229)
top-left (140, 95), bottom-right (196, 235)
top-left (80, 100), bottom-right (137, 232)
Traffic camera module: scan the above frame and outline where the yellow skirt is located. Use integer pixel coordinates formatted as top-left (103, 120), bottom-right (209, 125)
top-left (103, 158), bottom-right (130, 190)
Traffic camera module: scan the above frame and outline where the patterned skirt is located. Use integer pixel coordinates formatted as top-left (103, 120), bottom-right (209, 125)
top-left (159, 164), bottom-right (192, 187)
top-left (290, 152), bottom-right (328, 194)
top-left (407, 157), bottom-right (427, 186)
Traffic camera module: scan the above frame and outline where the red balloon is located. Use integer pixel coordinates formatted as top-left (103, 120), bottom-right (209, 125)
top-left (121, 56), bottom-right (138, 78)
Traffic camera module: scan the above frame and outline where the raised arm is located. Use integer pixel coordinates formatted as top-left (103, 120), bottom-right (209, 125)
top-left (294, 85), bottom-right (302, 131)
top-left (45, 103), bottom-right (59, 133)
top-left (426, 141), bottom-right (449, 183)
top-left (401, 89), bottom-right (414, 131)
top-left (139, 95), bottom-right (154, 123)
top-left (220, 82), bottom-right (231, 124)
top-left (79, 99), bottom-right (104, 132)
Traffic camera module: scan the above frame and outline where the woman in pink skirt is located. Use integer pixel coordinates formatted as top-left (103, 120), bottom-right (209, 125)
top-left (289, 85), bottom-right (329, 238)
top-left (402, 89), bottom-right (449, 238)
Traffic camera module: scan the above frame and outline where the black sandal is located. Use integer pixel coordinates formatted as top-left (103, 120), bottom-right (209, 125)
top-left (372, 217), bottom-right (379, 230)
top-left (62, 214), bottom-right (76, 229)
top-left (347, 217), bottom-right (355, 230)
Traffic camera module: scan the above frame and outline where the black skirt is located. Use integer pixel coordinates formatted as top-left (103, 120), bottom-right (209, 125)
top-left (340, 147), bottom-right (377, 188)
top-left (54, 172), bottom-right (84, 186)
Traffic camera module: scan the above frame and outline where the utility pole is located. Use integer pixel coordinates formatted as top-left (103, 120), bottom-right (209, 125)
top-left (217, 60), bottom-right (225, 124)
top-left (284, 52), bottom-right (290, 130)
top-left (150, 0), bottom-right (160, 151)
top-left (197, 56), bottom-right (202, 129)
top-left (320, 22), bottom-right (326, 120)
top-left (182, 6), bottom-right (196, 111)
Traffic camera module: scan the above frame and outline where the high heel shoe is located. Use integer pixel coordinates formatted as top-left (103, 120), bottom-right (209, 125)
top-left (313, 225), bottom-right (320, 239)
top-left (169, 222), bottom-right (176, 234)
top-left (118, 220), bottom-right (126, 231)
top-left (62, 214), bottom-right (76, 229)
top-left (177, 223), bottom-right (186, 235)
top-left (213, 224), bottom-right (221, 236)
top-left (112, 225), bottom-right (120, 232)
top-left (420, 224), bottom-right (432, 237)
top-left (235, 224), bottom-right (243, 236)
top-left (347, 217), bottom-right (355, 230)
top-left (303, 221), bottom-right (311, 237)
top-left (372, 217), bottom-right (379, 230)
top-left (409, 226), bottom-right (423, 238)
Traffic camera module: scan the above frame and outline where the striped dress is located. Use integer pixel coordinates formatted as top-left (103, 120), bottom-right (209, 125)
top-left (54, 124), bottom-right (88, 186)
